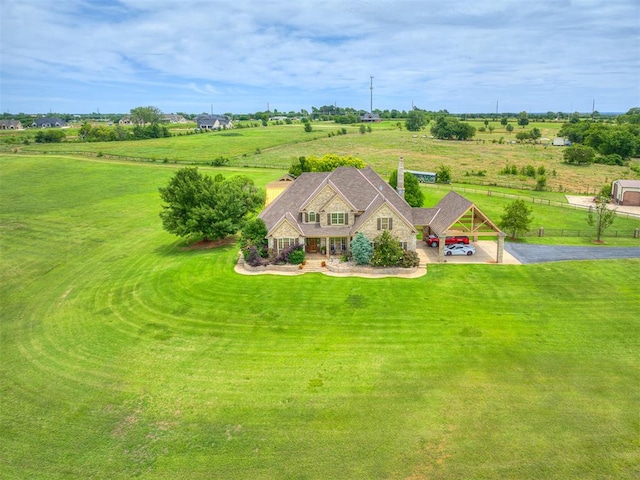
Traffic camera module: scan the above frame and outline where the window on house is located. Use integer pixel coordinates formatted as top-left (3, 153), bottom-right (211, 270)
top-left (399, 242), bottom-right (408, 250)
top-left (377, 217), bottom-right (393, 230)
top-left (304, 211), bottom-right (319, 223)
top-left (330, 237), bottom-right (347, 253)
top-left (329, 212), bottom-right (346, 225)
top-left (277, 238), bottom-right (296, 250)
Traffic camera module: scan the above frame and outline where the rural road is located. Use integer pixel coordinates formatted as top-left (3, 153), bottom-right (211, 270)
top-left (504, 244), bottom-right (640, 264)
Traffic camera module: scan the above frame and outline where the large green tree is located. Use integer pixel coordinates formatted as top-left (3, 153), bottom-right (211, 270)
top-left (499, 199), bottom-right (533, 239)
top-left (388, 169), bottom-right (424, 207)
top-left (289, 154), bottom-right (365, 177)
top-left (587, 196), bottom-right (616, 242)
top-left (405, 110), bottom-right (428, 131)
top-left (159, 168), bottom-right (264, 242)
top-left (130, 106), bottom-right (163, 125)
top-left (563, 145), bottom-right (596, 165)
top-left (430, 116), bottom-right (475, 140)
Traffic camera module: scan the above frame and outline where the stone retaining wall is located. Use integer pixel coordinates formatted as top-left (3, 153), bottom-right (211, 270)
top-left (238, 255), bottom-right (420, 276)
top-left (325, 263), bottom-right (418, 275)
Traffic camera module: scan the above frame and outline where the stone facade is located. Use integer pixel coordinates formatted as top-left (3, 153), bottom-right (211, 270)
top-left (358, 204), bottom-right (416, 250)
top-left (304, 185), bottom-right (338, 213)
top-left (269, 219), bottom-right (303, 251)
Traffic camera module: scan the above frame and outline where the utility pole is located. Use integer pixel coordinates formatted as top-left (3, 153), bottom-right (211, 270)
top-left (370, 76), bottom-right (374, 114)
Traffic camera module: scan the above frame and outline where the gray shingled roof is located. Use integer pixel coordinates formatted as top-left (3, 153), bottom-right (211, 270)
top-left (428, 191), bottom-right (474, 235)
top-left (259, 167), bottom-right (416, 236)
top-left (258, 169), bottom-right (496, 239)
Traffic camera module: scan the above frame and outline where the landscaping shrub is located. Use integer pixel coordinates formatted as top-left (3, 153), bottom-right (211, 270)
top-left (273, 244), bottom-right (304, 265)
top-left (287, 248), bottom-right (305, 265)
top-left (371, 230), bottom-right (404, 267)
top-left (400, 250), bottom-right (420, 268)
top-left (244, 245), bottom-right (265, 267)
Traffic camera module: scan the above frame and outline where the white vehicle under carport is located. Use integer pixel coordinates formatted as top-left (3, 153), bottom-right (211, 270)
top-left (444, 244), bottom-right (476, 256)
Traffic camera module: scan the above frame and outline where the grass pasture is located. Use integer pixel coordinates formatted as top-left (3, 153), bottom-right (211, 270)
top-left (1, 155), bottom-right (639, 479)
top-left (12, 120), bottom-right (639, 194)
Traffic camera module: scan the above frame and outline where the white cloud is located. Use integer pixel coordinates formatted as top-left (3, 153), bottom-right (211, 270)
top-left (0, 0), bottom-right (638, 113)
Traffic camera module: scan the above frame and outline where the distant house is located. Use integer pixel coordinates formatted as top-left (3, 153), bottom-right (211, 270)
top-left (612, 179), bottom-right (640, 206)
top-left (406, 169), bottom-right (437, 184)
top-left (196, 114), bottom-right (233, 130)
top-left (162, 114), bottom-right (188, 124)
top-left (552, 137), bottom-right (571, 146)
top-left (0, 120), bottom-right (23, 130)
top-left (32, 117), bottom-right (67, 128)
top-left (118, 116), bottom-right (133, 125)
top-left (360, 113), bottom-right (381, 122)
top-left (259, 159), bottom-right (505, 262)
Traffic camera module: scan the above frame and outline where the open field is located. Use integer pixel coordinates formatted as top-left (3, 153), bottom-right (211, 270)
top-left (8, 120), bottom-right (639, 194)
top-left (1, 155), bottom-right (639, 479)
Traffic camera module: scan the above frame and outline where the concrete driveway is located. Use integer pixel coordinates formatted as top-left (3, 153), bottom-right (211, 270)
top-left (504, 244), bottom-right (640, 264)
top-left (418, 241), bottom-right (520, 265)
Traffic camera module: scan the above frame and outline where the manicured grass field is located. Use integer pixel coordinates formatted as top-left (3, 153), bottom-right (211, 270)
top-left (1, 155), bottom-right (639, 479)
top-left (15, 120), bottom-right (639, 194)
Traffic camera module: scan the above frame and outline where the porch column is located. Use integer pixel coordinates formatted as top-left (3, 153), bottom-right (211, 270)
top-left (438, 238), bottom-right (445, 262)
top-left (496, 234), bottom-right (505, 264)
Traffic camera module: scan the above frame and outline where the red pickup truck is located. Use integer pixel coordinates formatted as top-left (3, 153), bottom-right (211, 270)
top-left (426, 234), bottom-right (469, 248)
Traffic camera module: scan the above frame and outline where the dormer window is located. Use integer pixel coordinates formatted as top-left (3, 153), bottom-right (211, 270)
top-left (304, 211), bottom-right (318, 223)
top-left (329, 212), bottom-right (347, 225)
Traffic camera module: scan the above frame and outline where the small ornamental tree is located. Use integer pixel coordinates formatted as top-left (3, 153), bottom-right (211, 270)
top-left (371, 230), bottom-right (404, 267)
top-left (350, 232), bottom-right (373, 265)
top-left (500, 199), bottom-right (533, 239)
top-left (240, 218), bottom-right (268, 257)
top-left (587, 195), bottom-right (616, 242)
top-left (518, 111), bottom-right (529, 128)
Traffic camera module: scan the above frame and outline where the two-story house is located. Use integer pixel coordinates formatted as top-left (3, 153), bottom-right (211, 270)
top-left (259, 161), bottom-right (506, 262)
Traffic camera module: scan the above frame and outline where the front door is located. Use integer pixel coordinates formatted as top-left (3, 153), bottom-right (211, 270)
top-left (306, 238), bottom-right (319, 253)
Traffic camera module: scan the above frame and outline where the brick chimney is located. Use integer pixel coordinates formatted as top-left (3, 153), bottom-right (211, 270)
top-left (397, 156), bottom-right (405, 199)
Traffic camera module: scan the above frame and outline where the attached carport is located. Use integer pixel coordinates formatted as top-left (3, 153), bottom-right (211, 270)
top-left (414, 191), bottom-right (506, 263)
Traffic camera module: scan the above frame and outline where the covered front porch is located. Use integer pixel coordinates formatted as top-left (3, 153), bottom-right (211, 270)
top-left (304, 237), bottom-right (350, 257)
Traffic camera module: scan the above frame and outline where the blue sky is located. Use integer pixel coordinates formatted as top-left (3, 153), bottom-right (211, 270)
top-left (1, 0), bottom-right (638, 115)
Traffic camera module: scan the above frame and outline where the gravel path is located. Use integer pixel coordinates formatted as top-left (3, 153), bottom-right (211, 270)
top-left (504, 244), bottom-right (640, 264)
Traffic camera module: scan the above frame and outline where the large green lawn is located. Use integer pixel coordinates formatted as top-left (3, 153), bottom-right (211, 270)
top-left (1, 155), bottom-right (639, 479)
